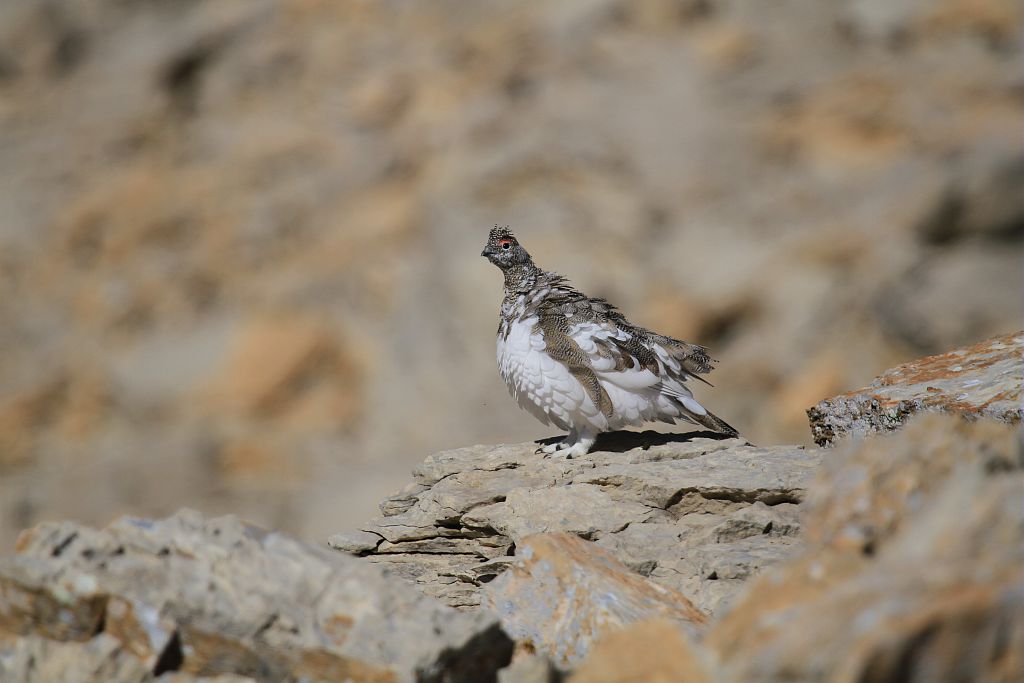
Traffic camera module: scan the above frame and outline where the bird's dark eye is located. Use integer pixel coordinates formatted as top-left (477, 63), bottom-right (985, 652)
top-left (499, 240), bottom-right (512, 250)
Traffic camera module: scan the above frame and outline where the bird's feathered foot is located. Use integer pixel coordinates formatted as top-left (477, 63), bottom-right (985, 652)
top-left (534, 428), bottom-right (596, 459)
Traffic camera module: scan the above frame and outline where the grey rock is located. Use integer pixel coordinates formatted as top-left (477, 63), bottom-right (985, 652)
top-left (335, 432), bottom-right (822, 615)
top-left (595, 503), bottom-right (804, 612)
top-left (463, 484), bottom-right (656, 543)
top-left (449, 558), bottom-right (517, 586)
top-left (326, 528), bottom-right (382, 554)
top-left (0, 510), bottom-right (512, 683)
top-left (575, 445), bottom-right (819, 508)
top-left (697, 501), bottom-right (802, 543)
top-left (379, 483), bottom-right (431, 516)
top-left (808, 331), bottom-right (1023, 446)
top-left (369, 553), bottom-right (494, 609)
top-left (0, 633), bottom-right (257, 682)
top-left (376, 536), bottom-right (501, 557)
top-left (651, 536), bottom-right (804, 615)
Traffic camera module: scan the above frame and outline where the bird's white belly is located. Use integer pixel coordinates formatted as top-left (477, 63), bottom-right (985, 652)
top-left (497, 316), bottom-right (593, 431)
top-left (497, 316), bottom-right (697, 433)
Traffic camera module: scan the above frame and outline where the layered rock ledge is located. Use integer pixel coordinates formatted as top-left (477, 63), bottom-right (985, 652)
top-left (330, 433), bottom-right (821, 616)
top-left (0, 511), bottom-right (511, 682)
top-left (808, 331), bottom-right (1023, 446)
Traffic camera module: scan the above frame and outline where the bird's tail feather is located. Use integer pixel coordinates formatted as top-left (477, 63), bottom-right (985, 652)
top-left (680, 405), bottom-right (740, 437)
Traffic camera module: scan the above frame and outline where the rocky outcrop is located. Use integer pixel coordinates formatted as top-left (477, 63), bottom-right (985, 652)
top-left (327, 334), bottom-right (1023, 679)
top-left (808, 331), bottom-right (1023, 446)
top-left (2, 338), bottom-right (1021, 681)
top-left (330, 432), bottom-right (821, 616)
top-left (0, 510), bottom-right (512, 683)
top-left (549, 414), bottom-right (1023, 682)
top-left (6, 413), bottom-right (1016, 682)
top-left (705, 414), bottom-right (1023, 683)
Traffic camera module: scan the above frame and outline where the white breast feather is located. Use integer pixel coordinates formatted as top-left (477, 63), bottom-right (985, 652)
top-left (498, 316), bottom-right (588, 431)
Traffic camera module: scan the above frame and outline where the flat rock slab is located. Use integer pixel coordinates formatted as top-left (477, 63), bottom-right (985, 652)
top-left (481, 533), bottom-right (707, 669)
top-left (808, 331), bottom-right (1023, 446)
top-left (0, 510), bottom-right (512, 683)
top-left (331, 432), bottom-right (823, 615)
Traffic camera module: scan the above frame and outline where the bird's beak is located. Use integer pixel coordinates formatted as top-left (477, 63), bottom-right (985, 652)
top-left (481, 246), bottom-right (494, 258)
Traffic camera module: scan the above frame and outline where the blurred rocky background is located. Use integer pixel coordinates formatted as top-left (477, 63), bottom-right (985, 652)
top-left (0, 0), bottom-right (1020, 549)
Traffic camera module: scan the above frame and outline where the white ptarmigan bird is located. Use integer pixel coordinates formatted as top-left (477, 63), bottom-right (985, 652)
top-left (482, 226), bottom-right (738, 458)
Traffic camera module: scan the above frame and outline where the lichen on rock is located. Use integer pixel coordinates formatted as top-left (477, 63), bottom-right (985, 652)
top-left (808, 331), bottom-right (1023, 446)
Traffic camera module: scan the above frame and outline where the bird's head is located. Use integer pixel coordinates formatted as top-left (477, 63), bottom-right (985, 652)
top-left (481, 225), bottom-right (532, 270)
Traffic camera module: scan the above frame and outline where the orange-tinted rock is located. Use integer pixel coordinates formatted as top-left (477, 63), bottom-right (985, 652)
top-left (482, 533), bottom-right (707, 668)
top-left (568, 618), bottom-right (716, 683)
top-left (705, 415), bottom-right (1024, 683)
top-left (801, 414), bottom-right (1020, 551)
